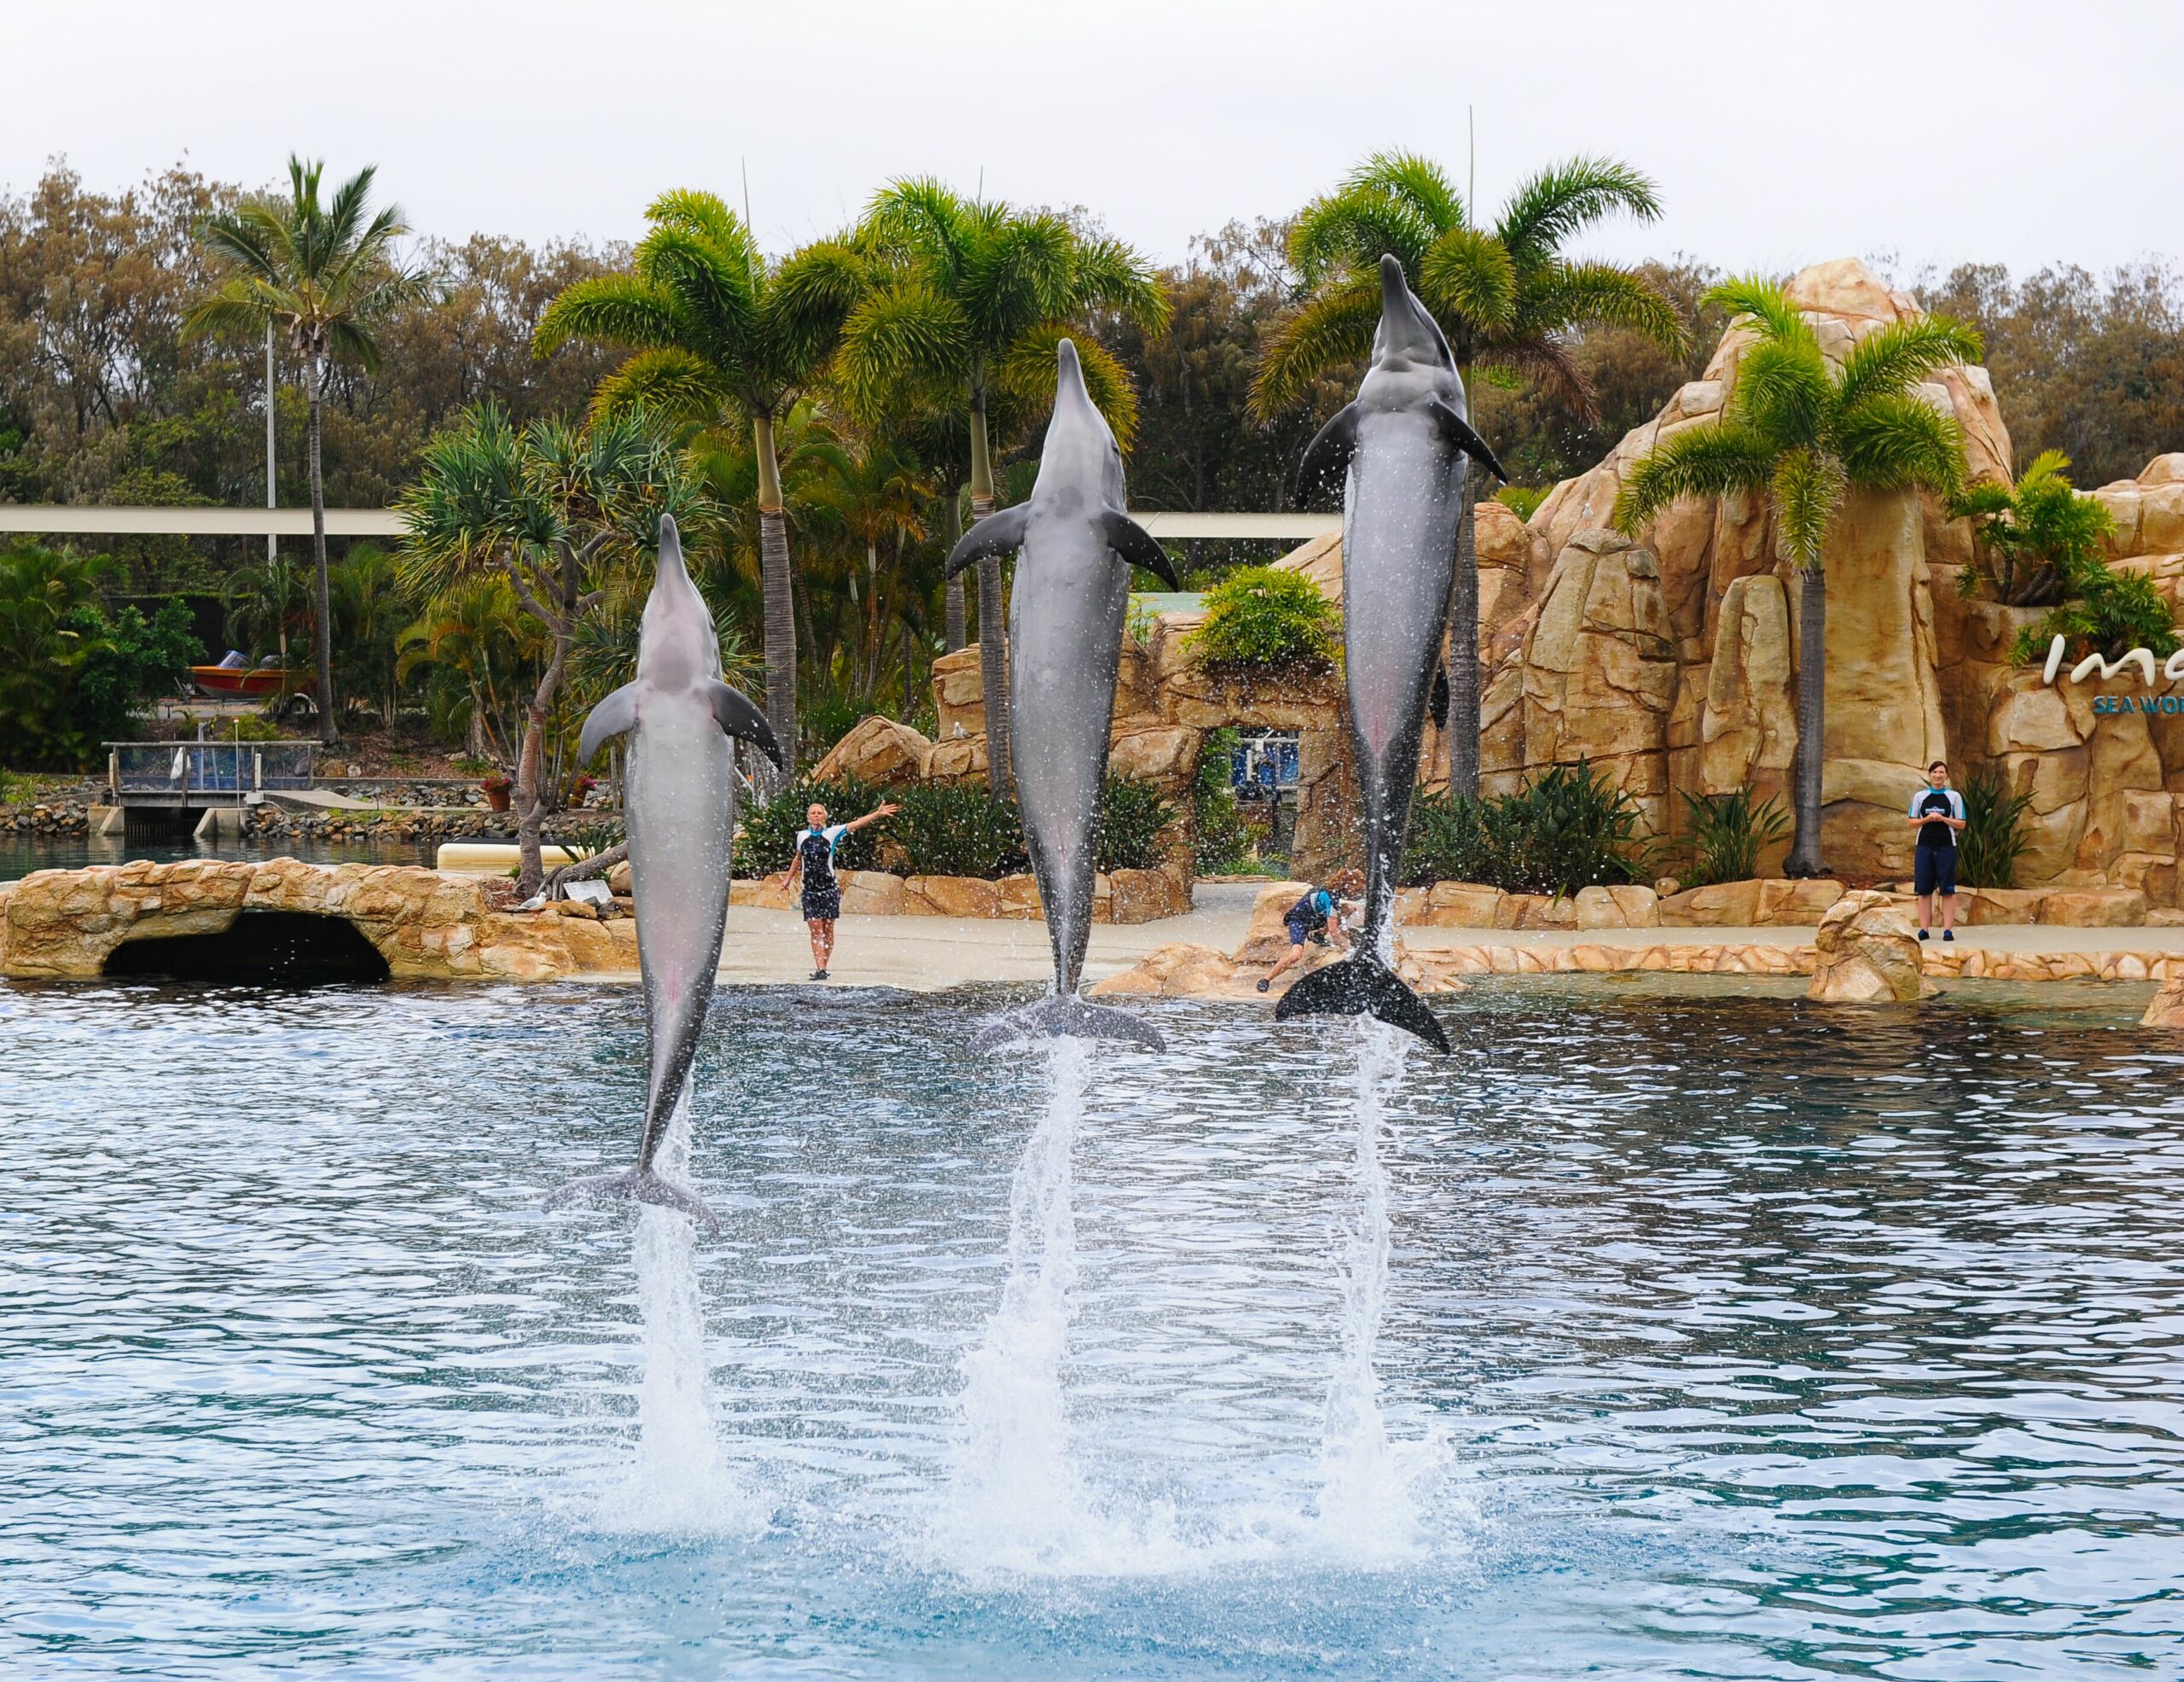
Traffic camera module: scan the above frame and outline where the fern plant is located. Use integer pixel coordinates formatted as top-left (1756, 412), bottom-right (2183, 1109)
top-left (1948, 451), bottom-right (2111, 608)
top-left (1677, 788), bottom-right (1791, 888)
top-left (1958, 767), bottom-right (2033, 889)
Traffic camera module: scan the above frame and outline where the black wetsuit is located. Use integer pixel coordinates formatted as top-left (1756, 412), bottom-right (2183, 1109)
top-left (798, 825), bottom-right (845, 921)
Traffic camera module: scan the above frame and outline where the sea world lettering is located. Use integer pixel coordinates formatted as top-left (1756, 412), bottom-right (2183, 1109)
top-left (2041, 634), bottom-right (2184, 689)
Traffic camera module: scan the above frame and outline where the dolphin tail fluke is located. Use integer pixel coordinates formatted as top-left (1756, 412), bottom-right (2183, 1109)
top-left (968, 995), bottom-right (1167, 1053)
top-left (1274, 956), bottom-right (1450, 1053)
top-left (543, 1168), bottom-right (722, 1232)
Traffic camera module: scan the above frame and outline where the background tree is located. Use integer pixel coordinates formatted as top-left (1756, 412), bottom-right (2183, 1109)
top-left (532, 191), bottom-right (865, 787)
top-left (183, 156), bottom-right (434, 743)
top-left (839, 180), bottom-right (1168, 794)
top-left (1252, 151), bottom-right (1685, 796)
top-left (1612, 277), bottom-right (1978, 877)
top-left (398, 403), bottom-right (701, 893)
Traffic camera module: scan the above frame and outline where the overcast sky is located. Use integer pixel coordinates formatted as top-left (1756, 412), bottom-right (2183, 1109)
top-left (6, 0), bottom-right (2178, 284)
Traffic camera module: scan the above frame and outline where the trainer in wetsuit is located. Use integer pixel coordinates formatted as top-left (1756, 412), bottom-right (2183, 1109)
top-left (1257, 868), bottom-right (1365, 994)
top-left (1907, 760), bottom-right (1967, 941)
top-left (783, 798), bottom-right (898, 981)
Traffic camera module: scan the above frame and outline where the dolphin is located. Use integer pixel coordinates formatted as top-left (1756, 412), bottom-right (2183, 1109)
top-left (543, 515), bottom-right (780, 1228)
top-left (944, 340), bottom-right (1179, 1052)
top-left (1275, 254), bottom-right (1507, 1053)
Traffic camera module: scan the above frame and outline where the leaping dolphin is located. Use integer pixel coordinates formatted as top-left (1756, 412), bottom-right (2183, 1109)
top-left (544, 515), bottom-right (780, 1228)
top-left (944, 340), bottom-right (1178, 1052)
top-left (1275, 254), bottom-right (1507, 1053)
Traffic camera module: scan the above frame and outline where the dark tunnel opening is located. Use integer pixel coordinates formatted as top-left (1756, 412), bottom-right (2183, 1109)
top-left (102, 911), bottom-right (393, 986)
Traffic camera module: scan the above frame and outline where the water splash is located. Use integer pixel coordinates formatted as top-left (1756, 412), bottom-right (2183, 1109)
top-left (940, 1037), bottom-right (1091, 1568)
top-left (595, 1086), bottom-right (757, 1534)
top-left (1316, 1018), bottom-right (1427, 1554)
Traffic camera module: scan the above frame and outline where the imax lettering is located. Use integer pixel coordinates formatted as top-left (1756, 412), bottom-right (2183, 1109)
top-left (2042, 634), bottom-right (2184, 687)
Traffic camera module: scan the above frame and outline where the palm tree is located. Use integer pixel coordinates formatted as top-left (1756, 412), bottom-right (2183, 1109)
top-left (838, 180), bottom-right (1168, 793)
top-left (1252, 152), bottom-right (1686, 796)
top-left (398, 576), bottom-right (531, 765)
top-left (184, 157), bottom-right (435, 745)
top-left (398, 403), bottom-right (702, 894)
top-left (531, 192), bottom-right (864, 789)
top-left (1612, 278), bottom-right (1978, 877)
top-left (807, 436), bottom-right (932, 700)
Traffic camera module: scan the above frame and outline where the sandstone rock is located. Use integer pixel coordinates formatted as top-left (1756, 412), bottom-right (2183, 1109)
top-left (1418, 881), bottom-right (1505, 928)
top-left (1658, 879), bottom-right (1762, 926)
top-left (2035, 888), bottom-right (2149, 926)
top-left (1753, 878), bottom-right (1844, 925)
top-left (1809, 889), bottom-right (1929, 1001)
top-left (1957, 886), bottom-right (2042, 925)
top-left (903, 875), bottom-right (1001, 918)
top-left (1107, 725), bottom-right (1198, 787)
top-left (1699, 573), bottom-right (1795, 805)
top-left (1108, 863), bottom-right (1192, 923)
top-left (730, 872), bottom-right (793, 911)
top-left (2145, 979), bottom-right (2184, 1027)
top-left (932, 647), bottom-right (985, 737)
top-left (996, 873), bottom-right (1044, 919)
top-left (809, 715), bottom-right (934, 787)
top-left (835, 870), bottom-right (906, 916)
top-left (1572, 884), bottom-right (1659, 928)
top-left (1236, 881), bottom-right (1315, 963)
top-left (607, 860), bottom-right (632, 894)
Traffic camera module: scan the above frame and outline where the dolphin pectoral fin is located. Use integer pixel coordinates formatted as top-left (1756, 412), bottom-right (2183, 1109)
top-left (968, 996), bottom-right (1167, 1053)
top-left (1425, 399), bottom-right (1510, 484)
top-left (706, 681), bottom-right (783, 769)
top-left (1100, 509), bottom-right (1181, 591)
top-left (577, 682), bottom-right (641, 766)
top-left (543, 1167), bottom-right (723, 1233)
top-left (1274, 955), bottom-right (1451, 1053)
top-left (1297, 403), bottom-right (1361, 504)
top-left (943, 504), bottom-right (1030, 580)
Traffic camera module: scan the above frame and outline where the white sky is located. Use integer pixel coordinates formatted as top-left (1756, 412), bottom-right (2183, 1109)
top-left (5, 0), bottom-right (2179, 283)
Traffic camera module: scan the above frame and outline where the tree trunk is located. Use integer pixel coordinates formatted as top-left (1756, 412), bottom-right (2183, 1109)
top-left (944, 485), bottom-right (966, 652)
top-left (1444, 495), bottom-right (1480, 797)
top-left (306, 355), bottom-right (337, 746)
top-left (968, 398), bottom-right (1011, 796)
top-left (513, 613), bottom-right (570, 899)
top-left (1783, 562), bottom-right (1830, 878)
top-left (753, 412), bottom-right (795, 792)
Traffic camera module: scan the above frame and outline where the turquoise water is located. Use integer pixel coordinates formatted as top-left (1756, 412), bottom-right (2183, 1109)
top-left (3, 978), bottom-right (2181, 1677)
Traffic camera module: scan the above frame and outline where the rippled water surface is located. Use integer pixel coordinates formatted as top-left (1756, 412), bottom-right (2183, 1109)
top-left (4, 976), bottom-right (2181, 1678)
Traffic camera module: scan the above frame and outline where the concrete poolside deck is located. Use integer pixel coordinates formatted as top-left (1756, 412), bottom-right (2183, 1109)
top-left (717, 882), bottom-right (2184, 992)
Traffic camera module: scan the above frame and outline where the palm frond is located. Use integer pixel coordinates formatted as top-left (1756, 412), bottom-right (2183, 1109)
top-left (1705, 276), bottom-right (1815, 354)
top-left (1248, 271), bottom-right (1379, 419)
top-left (836, 283), bottom-right (972, 420)
top-left (2019, 448), bottom-right (2072, 488)
top-left (590, 347), bottom-right (735, 428)
top-left (1478, 335), bottom-right (1595, 419)
top-left (861, 177), bottom-right (971, 280)
top-left (1417, 228), bottom-right (1517, 335)
top-left (1494, 156), bottom-right (1662, 263)
top-left (1288, 188), bottom-right (1435, 287)
top-left (961, 212), bottom-right (1075, 346)
top-left (531, 274), bottom-right (693, 358)
top-left (1834, 392), bottom-right (1967, 497)
top-left (760, 237), bottom-right (868, 376)
top-left (1771, 446), bottom-right (1844, 571)
top-left (1342, 151), bottom-right (1466, 232)
top-left (1833, 315), bottom-right (1982, 410)
top-left (1611, 420), bottom-right (1777, 533)
top-left (645, 189), bottom-right (760, 275)
top-left (1517, 259), bottom-right (1687, 353)
top-left (1728, 338), bottom-right (1833, 451)
top-left (1072, 236), bottom-right (1170, 333)
top-left (636, 225), bottom-right (758, 364)
top-left (996, 326), bottom-right (1141, 451)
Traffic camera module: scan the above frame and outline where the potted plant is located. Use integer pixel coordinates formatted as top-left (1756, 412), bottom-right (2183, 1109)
top-left (481, 772), bottom-right (513, 812)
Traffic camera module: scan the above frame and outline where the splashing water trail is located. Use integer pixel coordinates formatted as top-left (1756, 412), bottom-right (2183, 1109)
top-left (1316, 1017), bottom-right (1426, 1554)
top-left (595, 1085), bottom-right (752, 1534)
top-left (942, 1035), bottom-right (1092, 1569)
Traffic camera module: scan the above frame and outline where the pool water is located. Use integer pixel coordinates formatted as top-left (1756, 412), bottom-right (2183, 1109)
top-left (3, 978), bottom-right (2181, 1678)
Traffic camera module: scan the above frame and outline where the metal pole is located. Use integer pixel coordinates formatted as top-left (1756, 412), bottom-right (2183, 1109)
top-left (265, 321), bottom-right (277, 568)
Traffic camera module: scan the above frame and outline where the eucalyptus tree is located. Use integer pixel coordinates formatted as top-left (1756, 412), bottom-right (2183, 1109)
top-left (532, 192), bottom-right (864, 785)
top-left (1613, 278), bottom-right (1978, 876)
top-left (1251, 152), bottom-right (1684, 794)
top-left (398, 402), bottom-right (703, 895)
top-left (838, 180), bottom-right (1168, 792)
top-left (184, 157), bottom-right (435, 743)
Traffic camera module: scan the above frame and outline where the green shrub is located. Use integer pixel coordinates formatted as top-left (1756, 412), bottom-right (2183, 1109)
top-left (1959, 767), bottom-right (2033, 889)
top-left (889, 781), bottom-right (1025, 878)
top-left (1949, 451), bottom-right (2111, 608)
top-left (1676, 788), bottom-right (1791, 888)
top-left (1187, 565), bottom-right (1337, 675)
top-left (1403, 760), bottom-right (1646, 898)
top-left (2013, 564), bottom-right (2181, 665)
top-left (1095, 775), bottom-right (1174, 872)
top-left (1191, 727), bottom-right (1255, 874)
top-left (1494, 485), bottom-right (1548, 521)
top-left (732, 773), bottom-right (887, 876)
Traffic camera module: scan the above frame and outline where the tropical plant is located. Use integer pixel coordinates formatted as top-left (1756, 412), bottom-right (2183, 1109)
top-left (886, 780), bottom-right (1028, 879)
top-left (221, 550), bottom-right (313, 671)
top-left (2018, 566), bottom-right (2181, 665)
top-left (1188, 565), bottom-right (1338, 674)
top-left (806, 435), bottom-right (932, 701)
top-left (1495, 485), bottom-right (1549, 521)
top-left (1191, 727), bottom-right (1255, 874)
top-left (397, 575), bottom-right (532, 766)
top-left (1095, 776), bottom-right (1175, 872)
top-left (1402, 761), bottom-right (1646, 897)
top-left (533, 192), bottom-right (867, 787)
top-left (1676, 787), bottom-right (1792, 888)
top-left (1958, 766), bottom-right (2034, 889)
top-left (1252, 151), bottom-right (1685, 795)
top-left (1949, 451), bottom-right (2112, 608)
top-left (1612, 277), bottom-right (1980, 876)
top-left (839, 179), bottom-right (1170, 794)
top-left (398, 402), bottom-right (703, 894)
top-left (329, 544), bottom-right (410, 731)
top-left (183, 157), bottom-right (435, 743)
top-left (731, 773), bottom-right (889, 876)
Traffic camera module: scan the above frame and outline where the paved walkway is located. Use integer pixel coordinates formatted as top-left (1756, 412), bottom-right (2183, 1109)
top-left (714, 882), bottom-right (2181, 992)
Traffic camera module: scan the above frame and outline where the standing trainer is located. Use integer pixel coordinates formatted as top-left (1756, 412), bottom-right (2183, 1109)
top-left (1908, 760), bottom-right (1966, 941)
top-left (784, 798), bottom-right (898, 980)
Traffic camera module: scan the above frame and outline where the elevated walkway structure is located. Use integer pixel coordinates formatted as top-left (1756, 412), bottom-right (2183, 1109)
top-left (106, 740), bottom-right (318, 841)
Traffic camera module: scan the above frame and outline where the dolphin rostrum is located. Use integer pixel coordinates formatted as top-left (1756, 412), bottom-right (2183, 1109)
top-left (1275, 254), bottom-right (1507, 1053)
top-left (944, 339), bottom-right (1179, 1052)
top-left (543, 515), bottom-right (780, 1227)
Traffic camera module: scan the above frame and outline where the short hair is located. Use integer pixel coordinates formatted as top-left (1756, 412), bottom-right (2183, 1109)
top-left (1927, 760), bottom-right (1948, 772)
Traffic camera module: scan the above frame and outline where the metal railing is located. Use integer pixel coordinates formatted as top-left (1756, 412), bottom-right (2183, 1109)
top-left (107, 741), bottom-right (319, 802)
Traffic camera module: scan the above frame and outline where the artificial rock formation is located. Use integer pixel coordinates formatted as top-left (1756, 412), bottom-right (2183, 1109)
top-left (1808, 890), bottom-right (1929, 1002)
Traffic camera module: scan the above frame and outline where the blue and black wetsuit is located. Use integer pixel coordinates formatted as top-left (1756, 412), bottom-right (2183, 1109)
top-left (1910, 787), bottom-right (1965, 897)
top-left (796, 824), bottom-right (850, 922)
top-left (1285, 888), bottom-right (1338, 948)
